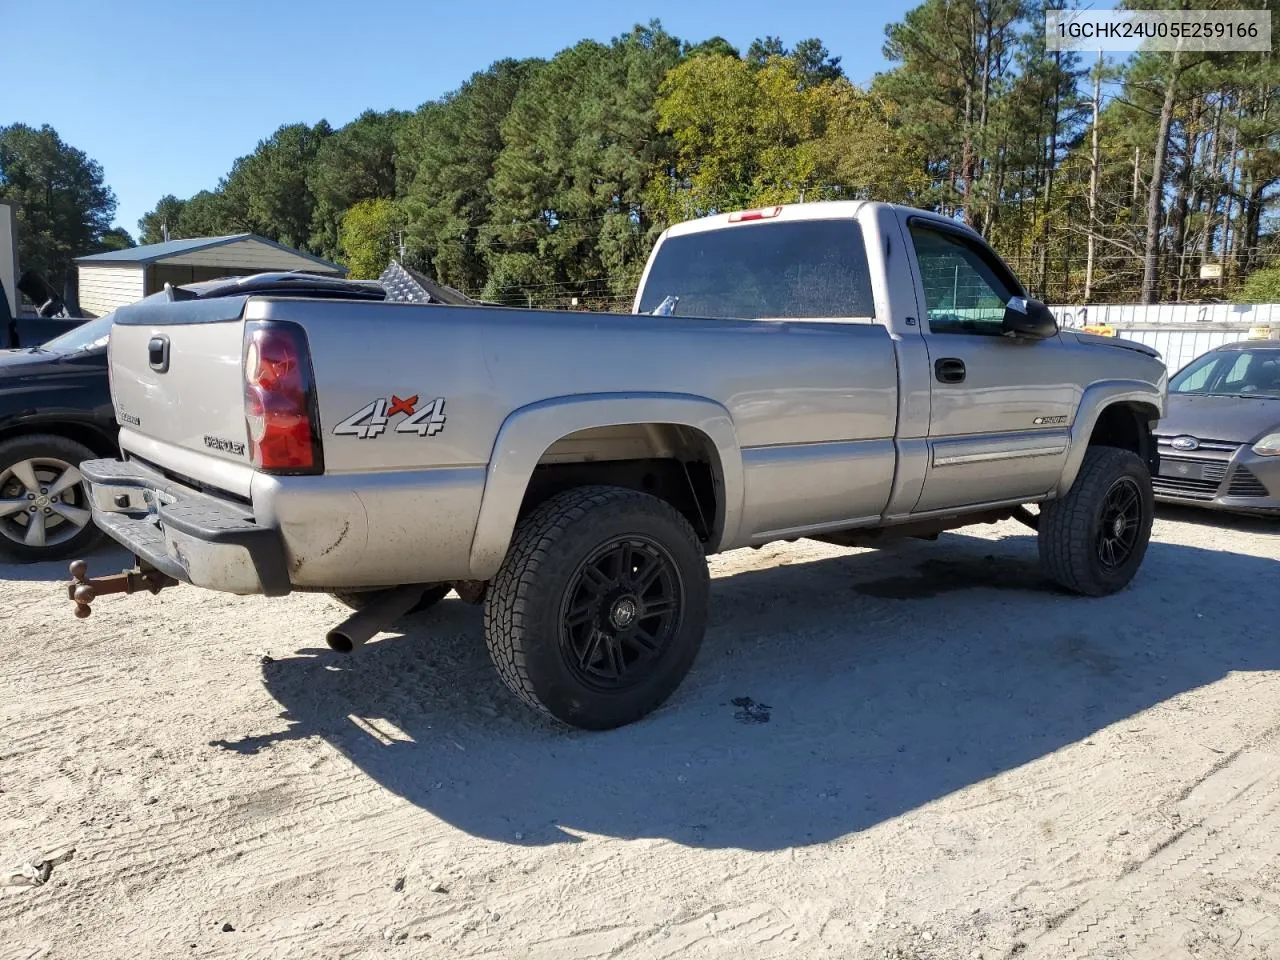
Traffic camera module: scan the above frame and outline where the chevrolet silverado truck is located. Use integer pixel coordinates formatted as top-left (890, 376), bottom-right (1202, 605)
top-left (67, 202), bottom-right (1167, 730)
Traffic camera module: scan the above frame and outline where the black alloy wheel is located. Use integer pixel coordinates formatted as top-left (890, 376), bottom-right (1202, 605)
top-left (1038, 446), bottom-right (1154, 597)
top-left (484, 486), bottom-right (710, 730)
top-left (558, 535), bottom-right (684, 692)
top-left (1096, 476), bottom-right (1143, 570)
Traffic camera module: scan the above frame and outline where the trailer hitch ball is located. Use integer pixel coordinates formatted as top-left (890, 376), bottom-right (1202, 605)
top-left (69, 561), bottom-right (95, 617)
top-left (66, 559), bottom-right (178, 618)
top-left (72, 583), bottom-right (96, 616)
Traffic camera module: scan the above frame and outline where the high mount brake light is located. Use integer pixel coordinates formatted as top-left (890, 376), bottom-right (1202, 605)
top-left (243, 321), bottom-right (323, 474)
top-left (728, 206), bottom-right (783, 223)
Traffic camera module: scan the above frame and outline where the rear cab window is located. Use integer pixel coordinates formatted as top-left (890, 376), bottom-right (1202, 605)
top-left (636, 218), bottom-right (876, 320)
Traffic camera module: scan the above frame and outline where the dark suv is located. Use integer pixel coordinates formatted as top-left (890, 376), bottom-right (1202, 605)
top-left (0, 311), bottom-right (116, 562)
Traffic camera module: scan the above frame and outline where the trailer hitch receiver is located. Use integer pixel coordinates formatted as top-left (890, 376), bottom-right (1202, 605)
top-left (67, 559), bottom-right (179, 618)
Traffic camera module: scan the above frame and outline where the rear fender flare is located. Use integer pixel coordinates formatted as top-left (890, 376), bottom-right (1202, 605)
top-left (1055, 380), bottom-right (1165, 497)
top-left (468, 392), bottom-right (744, 579)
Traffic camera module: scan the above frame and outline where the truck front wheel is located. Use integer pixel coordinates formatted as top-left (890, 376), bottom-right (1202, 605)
top-left (484, 486), bottom-right (710, 730)
top-left (1038, 446), bottom-right (1154, 596)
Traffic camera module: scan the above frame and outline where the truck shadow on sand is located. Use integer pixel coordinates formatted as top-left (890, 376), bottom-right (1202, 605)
top-left (223, 530), bottom-right (1278, 852)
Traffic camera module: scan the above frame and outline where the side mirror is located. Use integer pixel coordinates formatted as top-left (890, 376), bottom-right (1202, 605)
top-left (1002, 297), bottom-right (1058, 340)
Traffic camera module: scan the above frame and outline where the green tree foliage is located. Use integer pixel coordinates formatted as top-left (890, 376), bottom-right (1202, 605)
top-left (650, 53), bottom-right (921, 222)
top-left (398, 58), bottom-right (541, 293)
top-left (685, 36), bottom-right (739, 59)
top-left (746, 36), bottom-right (842, 87)
top-left (745, 36), bottom-right (785, 66)
top-left (485, 23), bottom-right (682, 304)
top-left (309, 109), bottom-right (406, 260)
top-left (876, 0), bottom-right (1025, 220)
top-left (340, 198), bottom-right (401, 279)
top-left (127, 8), bottom-right (1280, 306)
top-left (222, 121), bottom-right (332, 248)
top-left (177, 190), bottom-right (236, 237)
top-left (1236, 265), bottom-right (1280, 303)
top-left (97, 227), bottom-right (135, 251)
top-left (0, 123), bottom-right (118, 286)
top-left (137, 193), bottom-right (187, 244)
top-left (790, 39), bottom-right (844, 87)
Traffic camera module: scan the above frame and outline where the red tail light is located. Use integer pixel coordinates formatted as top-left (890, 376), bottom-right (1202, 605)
top-left (728, 206), bottom-right (783, 223)
top-left (243, 321), bottom-right (323, 474)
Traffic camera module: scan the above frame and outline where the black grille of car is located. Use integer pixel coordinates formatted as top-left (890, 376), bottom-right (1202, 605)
top-left (1153, 475), bottom-right (1219, 499)
top-left (1153, 457), bottom-right (1229, 500)
top-left (1227, 466), bottom-right (1270, 498)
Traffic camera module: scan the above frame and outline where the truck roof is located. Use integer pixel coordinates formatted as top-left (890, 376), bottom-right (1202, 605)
top-left (661, 200), bottom-right (981, 241)
top-left (663, 200), bottom-right (867, 239)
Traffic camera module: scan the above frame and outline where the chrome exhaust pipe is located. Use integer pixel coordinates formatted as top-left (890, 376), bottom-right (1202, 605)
top-left (325, 585), bottom-right (426, 653)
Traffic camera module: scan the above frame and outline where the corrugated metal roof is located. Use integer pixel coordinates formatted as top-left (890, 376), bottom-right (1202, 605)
top-left (76, 234), bottom-right (251, 263)
top-left (75, 233), bottom-right (343, 273)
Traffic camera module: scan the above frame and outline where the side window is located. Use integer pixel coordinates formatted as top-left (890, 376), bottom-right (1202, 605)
top-left (1173, 361), bottom-right (1215, 393)
top-left (1223, 353), bottom-right (1251, 386)
top-left (909, 224), bottom-right (1015, 335)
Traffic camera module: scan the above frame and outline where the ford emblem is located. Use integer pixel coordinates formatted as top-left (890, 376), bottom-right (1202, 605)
top-left (1171, 436), bottom-right (1200, 451)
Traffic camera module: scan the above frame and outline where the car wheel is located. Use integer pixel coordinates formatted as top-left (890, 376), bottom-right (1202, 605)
top-left (1038, 446), bottom-right (1154, 596)
top-left (329, 584), bottom-right (452, 614)
top-left (0, 435), bottom-right (103, 564)
top-left (483, 485), bottom-right (710, 730)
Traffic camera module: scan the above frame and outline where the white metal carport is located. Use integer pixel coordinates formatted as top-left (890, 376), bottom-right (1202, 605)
top-left (74, 234), bottom-right (344, 316)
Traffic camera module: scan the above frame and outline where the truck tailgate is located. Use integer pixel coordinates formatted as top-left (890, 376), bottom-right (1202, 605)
top-left (109, 296), bottom-right (252, 485)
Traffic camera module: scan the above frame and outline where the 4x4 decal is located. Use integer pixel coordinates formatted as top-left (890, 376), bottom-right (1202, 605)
top-left (333, 395), bottom-right (447, 439)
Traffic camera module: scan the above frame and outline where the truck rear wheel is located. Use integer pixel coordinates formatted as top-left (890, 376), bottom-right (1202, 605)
top-left (1038, 446), bottom-right (1154, 596)
top-left (329, 584), bottom-right (451, 614)
top-left (483, 486), bottom-right (710, 730)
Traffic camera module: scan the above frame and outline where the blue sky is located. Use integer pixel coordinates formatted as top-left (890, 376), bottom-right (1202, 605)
top-left (4, 0), bottom-right (935, 237)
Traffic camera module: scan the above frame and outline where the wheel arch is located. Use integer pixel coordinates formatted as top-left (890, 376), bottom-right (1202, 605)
top-left (468, 393), bottom-right (744, 580)
top-left (0, 417), bottom-right (119, 459)
top-left (1055, 381), bottom-right (1163, 498)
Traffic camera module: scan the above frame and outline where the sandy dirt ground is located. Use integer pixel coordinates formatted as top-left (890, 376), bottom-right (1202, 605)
top-left (1, 506), bottom-right (1278, 960)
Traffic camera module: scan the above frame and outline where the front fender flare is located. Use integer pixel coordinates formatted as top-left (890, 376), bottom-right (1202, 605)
top-left (467, 392), bottom-right (744, 580)
top-left (1055, 379), bottom-right (1165, 498)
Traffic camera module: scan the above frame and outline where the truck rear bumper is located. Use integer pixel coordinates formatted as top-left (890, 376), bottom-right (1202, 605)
top-left (81, 458), bottom-right (291, 596)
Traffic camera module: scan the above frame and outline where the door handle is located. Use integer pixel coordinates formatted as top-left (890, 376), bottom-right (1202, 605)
top-left (148, 336), bottom-right (170, 373)
top-left (934, 357), bottom-right (966, 384)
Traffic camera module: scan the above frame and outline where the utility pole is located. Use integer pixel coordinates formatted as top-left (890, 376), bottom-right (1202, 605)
top-left (1142, 48), bottom-right (1182, 304)
top-left (1085, 48), bottom-right (1102, 302)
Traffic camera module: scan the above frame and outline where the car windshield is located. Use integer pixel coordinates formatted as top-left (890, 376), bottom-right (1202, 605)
top-left (38, 313), bottom-right (115, 354)
top-left (1169, 347), bottom-right (1280, 398)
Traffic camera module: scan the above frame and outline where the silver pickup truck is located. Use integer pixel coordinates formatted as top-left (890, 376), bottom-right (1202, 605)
top-left (68, 201), bottom-right (1167, 729)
